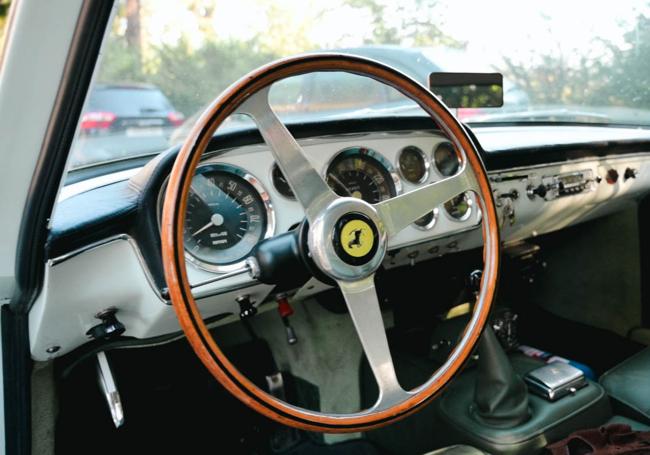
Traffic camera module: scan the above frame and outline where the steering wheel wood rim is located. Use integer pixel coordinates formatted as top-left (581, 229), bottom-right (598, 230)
top-left (161, 54), bottom-right (500, 433)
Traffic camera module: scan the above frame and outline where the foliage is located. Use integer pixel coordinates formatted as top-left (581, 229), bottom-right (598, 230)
top-left (499, 13), bottom-right (650, 111)
top-left (0, 0), bottom-right (11, 48)
top-left (604, 15), bottom-right (650, 109)
top-left (97, 37), bottom-right (145, 85)
top-left (345, 0), bottom-right (464, 48)
top-left (98, 36), bottom-right (278, 116)
top-left (146, 39), bottom-right (277, 116)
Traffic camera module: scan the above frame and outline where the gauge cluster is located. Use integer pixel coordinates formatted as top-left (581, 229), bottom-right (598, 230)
top-left (168, 131), bottom-right (481, 277)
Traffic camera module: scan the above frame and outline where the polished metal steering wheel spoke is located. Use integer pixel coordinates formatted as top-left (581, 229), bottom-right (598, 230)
top-left (375, 165), bottom-right (478, 237)
top-left (237, 88), bottom-right (338, 222)
top-left (338, 276), bottom-right (409, 408)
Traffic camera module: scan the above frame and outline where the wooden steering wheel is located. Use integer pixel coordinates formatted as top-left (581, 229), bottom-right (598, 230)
top-left (161, 54), bottom-right (500, 433)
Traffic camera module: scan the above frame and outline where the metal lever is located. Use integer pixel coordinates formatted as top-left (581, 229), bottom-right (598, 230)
top-left (96, 351), bottom-right (124, 428)
top-left (277, 296), bottom-right (298, 345)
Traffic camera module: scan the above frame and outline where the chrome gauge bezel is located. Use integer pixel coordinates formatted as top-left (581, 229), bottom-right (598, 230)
top-left (443, 192), bottom-right (474, 222)
top-left (183, 163), bottom-right (276, 273)
top-left (413, 208), bottom-right (439, 231)
top-left (269, 161), bottom-right (296, 200)
top-left (396, 145), bottom-right (430, 184)
top-left (432, 140), bottom-right (461, 178)
top-left (323, 146), bottom-right (403, 199)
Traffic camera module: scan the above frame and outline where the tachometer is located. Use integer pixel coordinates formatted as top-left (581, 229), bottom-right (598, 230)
top-left (183, 164), bottom-right (274, 271)
top-left (325, 147), bottom-right (399, 203)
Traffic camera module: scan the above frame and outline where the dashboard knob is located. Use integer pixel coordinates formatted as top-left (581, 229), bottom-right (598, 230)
top-left (526, 184), bottom-right (547, 200)
top-left (86, 308), bottom-right (125, 340)
top-left (606, 168), bottom-right (619, 184)
top-left (624, 167), bottom-right (638, 181)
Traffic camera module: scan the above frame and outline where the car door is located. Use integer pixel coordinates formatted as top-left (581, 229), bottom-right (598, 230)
top-left (0, 1), bottom-right (114, 454)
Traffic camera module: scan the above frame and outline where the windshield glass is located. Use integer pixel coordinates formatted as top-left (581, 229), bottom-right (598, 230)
top-left (67, 0), bottom-right (650, 171)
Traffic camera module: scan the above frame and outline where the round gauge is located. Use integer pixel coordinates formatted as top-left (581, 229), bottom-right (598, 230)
top-left (433, 141), bottom-right (460, 177)
top-left (414, 209), bottom-right (438, 230)
top-left (325, 147), bottom-right (399, 203)
top-left (444, 192), bottom-right (473, 221)
top-left (397, 146), bottom-right (429, 184)
top-left (183, 164), bottom-right (274, 271)
top-left (271, 162), bottom-right (295, 199)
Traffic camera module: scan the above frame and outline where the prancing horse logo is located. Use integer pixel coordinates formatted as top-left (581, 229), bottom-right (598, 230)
top-left (339, 218), bottom-right (374, 258)
top-left (348, 229), bottom-right (363, 249)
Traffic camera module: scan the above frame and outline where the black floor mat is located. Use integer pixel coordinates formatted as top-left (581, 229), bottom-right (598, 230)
top-left (517, 305), bottom-right (645, 376)
top-left (55, 336), bottom-right (382, 455)
top-left (56, 338), bottom-right (280, 454)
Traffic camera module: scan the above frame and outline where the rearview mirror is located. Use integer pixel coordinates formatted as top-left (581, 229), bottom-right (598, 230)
top-left (429, 72), bottom-right (504, 108)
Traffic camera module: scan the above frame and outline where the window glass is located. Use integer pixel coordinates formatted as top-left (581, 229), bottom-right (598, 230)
top-left (65, 0), bottom-right (650, 173)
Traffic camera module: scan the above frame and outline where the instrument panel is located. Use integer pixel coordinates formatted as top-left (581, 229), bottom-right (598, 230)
top-left (174, 131), bottom-right (481, 276)
top-left (33, 127), bottom-right (650, 360)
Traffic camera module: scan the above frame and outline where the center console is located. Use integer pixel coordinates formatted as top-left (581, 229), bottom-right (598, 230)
top-left (435, 329), bottom-right (611, 454)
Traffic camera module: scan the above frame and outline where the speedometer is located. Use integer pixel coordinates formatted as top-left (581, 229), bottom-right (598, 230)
top-left (325, 147), bottom-right (399, 203)
top-left (183, 164), bottom-right (274, 272)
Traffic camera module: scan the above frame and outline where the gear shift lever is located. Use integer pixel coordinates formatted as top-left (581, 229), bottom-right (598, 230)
top-left (472, 326), bottom-right (531, 428)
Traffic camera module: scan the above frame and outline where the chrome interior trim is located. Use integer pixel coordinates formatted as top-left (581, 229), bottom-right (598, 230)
top-left (431, 140), bottom-right (461, 178)
top-left (308, 197), bottom-right (388, 282)
top-left (96, 351), bottom-right (125, 428)
top-left (189, 263), bottom-right (252, 290)
top-left (58, 167), bottom-right (142, 202)
top-left (412, 208), bottom-right (439, 231)
top-left (396, 145), bottom-right (430, 184)
top-left (269, 161), bottom-right (296, 200)
top-left (443, 192), bottom-right (474, 222)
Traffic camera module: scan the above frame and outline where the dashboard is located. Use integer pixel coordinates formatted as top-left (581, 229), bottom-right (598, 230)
top-left (29, 122), bottom-right (650, 361)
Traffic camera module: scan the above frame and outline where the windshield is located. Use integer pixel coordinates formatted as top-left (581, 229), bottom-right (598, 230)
top-left (66, 0), bottom-right (650, 171)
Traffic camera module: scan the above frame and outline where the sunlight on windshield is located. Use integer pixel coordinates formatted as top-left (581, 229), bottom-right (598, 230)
top-left (67, 0), bottom-right (650, 170)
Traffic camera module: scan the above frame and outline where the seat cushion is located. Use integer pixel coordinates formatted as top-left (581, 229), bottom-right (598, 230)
top-left (600, 347), bottom-right (650, 423)
top-left (424, 445), bottom-right (486, 455)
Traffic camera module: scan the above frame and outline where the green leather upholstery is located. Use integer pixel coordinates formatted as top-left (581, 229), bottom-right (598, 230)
top-left (436, 355), bottom-right (611, 454)
top-left (607, 415), bottom-right (650, 431)
top-left (600, 347), bottom-right (650, 423)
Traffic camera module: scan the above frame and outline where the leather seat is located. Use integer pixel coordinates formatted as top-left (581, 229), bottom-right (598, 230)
top-left (600, 347), bottom-right (650, 423)
top-left (423, 446), bottom-right (486, 455)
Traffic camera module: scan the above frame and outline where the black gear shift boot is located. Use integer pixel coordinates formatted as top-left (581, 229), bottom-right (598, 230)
top-left (472, 327), bottom-right (531, 428)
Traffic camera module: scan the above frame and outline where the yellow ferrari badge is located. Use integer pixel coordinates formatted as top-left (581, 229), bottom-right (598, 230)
top-left (340, 219), bottom-right (374, 258)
